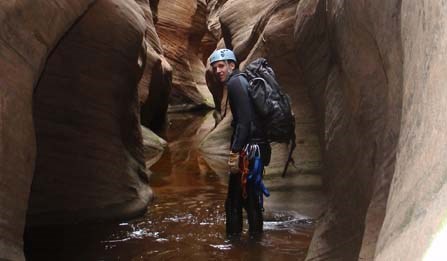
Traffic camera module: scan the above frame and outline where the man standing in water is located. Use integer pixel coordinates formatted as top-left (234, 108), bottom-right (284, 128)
top-left (209, 49), bottom-right (271, 239)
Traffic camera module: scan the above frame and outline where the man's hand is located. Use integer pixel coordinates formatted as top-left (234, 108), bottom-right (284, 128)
top-left (228, 151), bottom-right (240, 174)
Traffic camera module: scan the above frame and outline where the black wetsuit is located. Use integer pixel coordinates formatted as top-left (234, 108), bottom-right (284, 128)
top-left (225, 69), bottom-right (271, 238)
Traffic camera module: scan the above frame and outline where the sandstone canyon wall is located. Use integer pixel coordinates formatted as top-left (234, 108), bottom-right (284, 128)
top-left (375, 1), bottom-right (447, 260)
top-left (28, 0), bottom-right (153, 226)
top-left (155, 0), bottom-right (215, 111)
top-left (0, 0), bottom-right (170, 260)
top-left (203, 0), bottom-right (447, 260)
top-left (1, 2), bottom-right (95, 259)
top-left (1, 0), bottom-right (447, 260)
top-left (295, 0), bottom-right (403, 260)
top-left (138, 0), bottom-right (173, 130)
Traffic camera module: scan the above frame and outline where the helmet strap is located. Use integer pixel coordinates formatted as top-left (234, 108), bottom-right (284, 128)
top-left (224, 60), bottom-right (233, 82)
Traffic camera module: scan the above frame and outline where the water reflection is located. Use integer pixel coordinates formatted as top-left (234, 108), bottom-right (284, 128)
top-left (25, 110), bottom-right (313, 260)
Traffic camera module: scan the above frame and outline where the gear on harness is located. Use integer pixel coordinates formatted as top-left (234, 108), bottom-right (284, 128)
top-left (239, 149), bottom-right (250, 199)
top-left (241, 144), bottom-right (270, 208)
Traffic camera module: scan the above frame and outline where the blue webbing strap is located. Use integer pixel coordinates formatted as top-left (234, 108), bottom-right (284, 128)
top-left (247, 154), bottom-right (270, 208)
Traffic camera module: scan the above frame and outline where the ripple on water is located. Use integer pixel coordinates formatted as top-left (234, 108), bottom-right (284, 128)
top-left (209, 244), bottom-right (233, 251)
top-left (24, 111), bottom-right (313, 261)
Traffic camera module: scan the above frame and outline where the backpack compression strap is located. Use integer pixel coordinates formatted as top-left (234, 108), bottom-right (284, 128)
top-left (281, 137), bottom-right (296, 178)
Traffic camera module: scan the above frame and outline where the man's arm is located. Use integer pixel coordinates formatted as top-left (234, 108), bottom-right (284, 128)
top-left (228, 76), bottom-right (252, 152)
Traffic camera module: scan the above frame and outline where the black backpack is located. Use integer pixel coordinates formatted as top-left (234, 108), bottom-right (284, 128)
top-left (242, 58), bottom-right (296, 177)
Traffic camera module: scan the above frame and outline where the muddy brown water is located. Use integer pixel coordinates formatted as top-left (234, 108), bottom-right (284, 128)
top-left (25, 111), bottom-right (313, 260)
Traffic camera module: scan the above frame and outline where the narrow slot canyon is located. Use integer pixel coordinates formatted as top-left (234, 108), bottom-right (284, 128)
top-left (1, 0), bottom-right (447, 261)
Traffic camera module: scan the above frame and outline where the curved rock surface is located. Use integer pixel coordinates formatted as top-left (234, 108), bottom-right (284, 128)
top-left (0, 2), bottom-right (95, 259)
top-left (137, 0), bottom-right (172, 130)
top-left (155, 0), bottom-right (214, 111)
top-left (0, 0), bottom-right (169, 260)
top-left (142, 125), bottom-right (167, 168)
top-left (2, 0), bottom-right (447, 260)
top-left (375, 1), bottom-right (447, 260)
top-left (202, 0), bottom-right (447, 260)
top-left (29, 0), bottom-right (152, 226)
top-left (295, 1), bottom-right (402, 260)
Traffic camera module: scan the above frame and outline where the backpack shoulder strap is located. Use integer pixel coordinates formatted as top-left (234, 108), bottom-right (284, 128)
top-left (249, 77), bottom-right (268, 86)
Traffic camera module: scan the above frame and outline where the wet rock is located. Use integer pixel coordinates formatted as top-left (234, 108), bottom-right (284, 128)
top-left (167, 111), bottom-right (216, 164)
top-left (199, 110), bottom-right (233, 174)
top-left (155, 0), bottom-right (214, 110)
top-left (142, 126), bottom-right (167, 168)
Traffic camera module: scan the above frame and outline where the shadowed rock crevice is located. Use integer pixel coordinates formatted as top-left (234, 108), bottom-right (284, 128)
top-left (136, 0), bottom-right (172, 131)
top-left (149, 0), bottom-right (159, 23)
top-left (28, 0), bottom-right (153, 227)
top-left (140, 59), bottom-right (172, 131)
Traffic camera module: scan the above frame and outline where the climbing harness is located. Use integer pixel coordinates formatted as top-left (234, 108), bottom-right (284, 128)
top-left (241, 144), bottom-right (270, 208)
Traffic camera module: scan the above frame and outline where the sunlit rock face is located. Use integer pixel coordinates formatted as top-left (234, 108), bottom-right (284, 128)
top-left (201, 0), bottom-right (325, 218)
top-left (155, 0), bottom-right (214, 111)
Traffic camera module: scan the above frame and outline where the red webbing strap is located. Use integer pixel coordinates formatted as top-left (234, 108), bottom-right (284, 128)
top-left (239, 150), bottom-right (249, 199)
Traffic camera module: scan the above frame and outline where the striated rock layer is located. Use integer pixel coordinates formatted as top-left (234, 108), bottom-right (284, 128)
top-left (0, 2), bottom-right (95, 259)
top-left (155, 0), bottom-right (215, 110)
top-left (203, 0), bottom-right (402, 259)
top-left (2, 0), bottom-right (447, 260)
top-left (292, 0), bottom-right (447, 260)
top-left (203, 0), bottom-right (447, 260)
top-left (295, 0), bottom-right (402, 260)
top-left (0, 0), bottom-right (170, 259)
top-left (29, 0), bottom-right (153, 226)
top-left (137, 0), bottom-right (172, 130)
top-left (375, 1), bottom-right (447, 260)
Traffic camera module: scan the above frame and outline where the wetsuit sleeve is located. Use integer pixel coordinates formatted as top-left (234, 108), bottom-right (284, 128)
top-left (228, 77), bottom-right (252, 152)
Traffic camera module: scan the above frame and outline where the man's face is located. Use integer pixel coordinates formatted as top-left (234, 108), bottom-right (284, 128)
top-left (211, 61), bottom-right (234, 83)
